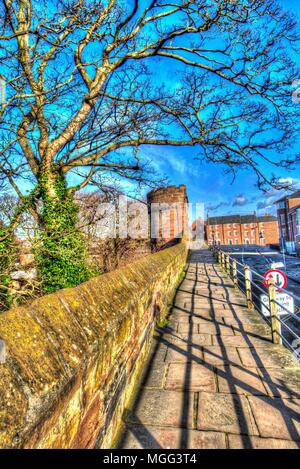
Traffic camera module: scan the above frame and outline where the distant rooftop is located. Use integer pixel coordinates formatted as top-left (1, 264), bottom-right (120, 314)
top-left (275, 189), bottom-right (300, 204)
top-left (207, 214), bottom-right (277, 225)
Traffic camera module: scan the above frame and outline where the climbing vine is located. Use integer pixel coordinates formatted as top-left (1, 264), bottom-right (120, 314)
top-left (35, 171), bottom-right (93, 293)
top-left (0, 228), bottom-right (16, 311)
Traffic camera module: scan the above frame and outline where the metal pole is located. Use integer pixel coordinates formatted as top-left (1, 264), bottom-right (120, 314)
top-left (268, 280), bottom-right (282, 345)
top-left (244, 265), bottom-right (253, 310)
top-left (225, 254), bottom-right (230, 276)
top-left (221, 252), bottom-right (225, 271)
top-left (232, 259), bottom-right (238, 288)
top-left (218, 250), bottom-right (221, 266)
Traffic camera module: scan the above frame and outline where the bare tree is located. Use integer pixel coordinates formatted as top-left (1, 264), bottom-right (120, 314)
top-left (0, 0), bottom-right (299, 291)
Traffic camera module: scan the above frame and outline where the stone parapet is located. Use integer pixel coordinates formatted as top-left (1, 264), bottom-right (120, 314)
top-left (0, 243), bottom-right (187, 448)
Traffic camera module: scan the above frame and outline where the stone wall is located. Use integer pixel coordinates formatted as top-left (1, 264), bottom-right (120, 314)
top-left (0, 243), bottom-right (187, 448)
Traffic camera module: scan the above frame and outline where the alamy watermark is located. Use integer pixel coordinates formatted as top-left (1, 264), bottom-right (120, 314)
top-left (0, 77), bottom-right (5, 107)
top-left (292, 79), bottom-right (300, 103)
top-left (81, 196), bottom-right (205, 245)
top-left (0, 339), bottom-right (6, 364)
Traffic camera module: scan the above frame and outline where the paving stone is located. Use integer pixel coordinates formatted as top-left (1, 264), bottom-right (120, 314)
top-left (147, 342), bottom-right (168, 364)
top-left (198, 323), bottom-right (234, 335)
top-left (165, 344), bottom-right (204, 363)
top-left (247, 396), bottom-right (300, 441)
top-left (174, 299), bottom-right (189, 308)
top-left (209, 310), bottom-right (237, 319)
top-left (215, 335), bottom-right (272, 348)
top-left (190, 333), bottom-right (213, 346)
top-left (171, 315), bottom-right (191, 323)
top-left (197, 392), bottom-right (259, 435)
top-left (126, 389), bottom-right (194, 428)
top-left (177, 323), bottom-right (199, 334)
top-left (120, 426), bottom-right (227, 449)
top-left (238, 346), bottom-right (298, 369)
top-left (142, 362), bottom-right (167, 388)
top-left (165, 363), bottom-right (217, 391)
top-left (202, 346), bottom-right (241, 366)
top-left (228, 434), bottom-right (300, 449)
top-left (164, 332), bottom-right (212, 347)
top-left (258, 367), bottom-right (300, 398)
top-left (233, 325), bottom-right (272, 338)
top-left (216, 365), bottom-right (268, 396)
top-left (188, 314), bottom-right (215, 323)
top-left (191, 309), bottom-right (213, 318)
top-left (212, 335), bottom-right (250, 347)
top-left (189, 315), bottom-right (214, 324)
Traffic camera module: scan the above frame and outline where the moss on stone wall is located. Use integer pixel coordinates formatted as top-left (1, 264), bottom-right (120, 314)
top-left (0, 243), bottom-right (187, 448)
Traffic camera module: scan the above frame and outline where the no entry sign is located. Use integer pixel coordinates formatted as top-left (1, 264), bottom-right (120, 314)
top-left (263, 269), bottom-right (287, 291)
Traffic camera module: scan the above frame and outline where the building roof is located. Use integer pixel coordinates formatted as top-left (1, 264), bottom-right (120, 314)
top-left (207, 214), bottom-right (277, 225)
top-left (275, 189), bottom-right (300, 204)
top-left (288, 203), bottom-right (300, 213)
top-left (257, 215), bottom-right (277, 222)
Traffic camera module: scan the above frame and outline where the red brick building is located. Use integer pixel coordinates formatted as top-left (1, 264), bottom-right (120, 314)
top-left (276, 190), bottom-right (300, 254)
top-left (206, 213), bottom-right (279, 246)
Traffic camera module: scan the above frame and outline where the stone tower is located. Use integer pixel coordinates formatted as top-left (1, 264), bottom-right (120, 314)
top-left (147, 185), bottom-right (189, 251)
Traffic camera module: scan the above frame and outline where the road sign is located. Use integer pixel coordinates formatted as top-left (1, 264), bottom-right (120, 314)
top-left (263, 269), bottom-right (287, 291)
top-left (271, 262), bottom-right (284, 270)
top-left (260, 293), bottom-right (294, 317)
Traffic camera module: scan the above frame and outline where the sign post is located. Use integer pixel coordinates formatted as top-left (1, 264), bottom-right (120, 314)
top-left (268, 280), bottom-right (282, 345)
top-left (261, 268), bottom-right (294, 325)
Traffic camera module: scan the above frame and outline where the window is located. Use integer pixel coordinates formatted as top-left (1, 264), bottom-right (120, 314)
top-left (235, 239), bottom-right (239, 244)
top-left (280, 214), bottom-right (285, 225)
top-left (245, 239), bottom-right (250, 245)
top-left (228, 231), bottom-right (231, 236)
top-left (244, 224), bottom-right (248, 228)
top-left (227, 224), bottom-right (231, 228)
top-left (229, 239), bottom-right (233, 245)
top-left (234, 230), bottom-right (238, 236)
top-left (233, 223), bottom-right (237, 228)
top-left (296, 209), bottom-right (300, 235)
top-left (251, 230), bottom-right (255, 237)
top-left (244, 231), bottom-right (248, 237)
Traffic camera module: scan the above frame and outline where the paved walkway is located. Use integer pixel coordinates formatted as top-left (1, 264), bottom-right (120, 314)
top-left (120, 250), bottom-right (300, 449)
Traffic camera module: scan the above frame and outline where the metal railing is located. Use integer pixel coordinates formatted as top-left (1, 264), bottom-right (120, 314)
top-left (210, 245), bottom-right (300, 358)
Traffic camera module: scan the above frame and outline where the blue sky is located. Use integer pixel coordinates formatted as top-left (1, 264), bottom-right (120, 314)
top-left (2, 0), bottom-right (299, 217)
top-left (125, 0), bottom-right (300, 218)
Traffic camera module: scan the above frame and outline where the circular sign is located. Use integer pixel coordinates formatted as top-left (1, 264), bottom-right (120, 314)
top-left (263, 269), bottom-right (287, 292)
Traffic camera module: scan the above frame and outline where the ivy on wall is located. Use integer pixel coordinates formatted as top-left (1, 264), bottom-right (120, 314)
top-left (0, 228), bottom-right (16, 310)
top-left (35, 172), bottom-right (94, 293)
